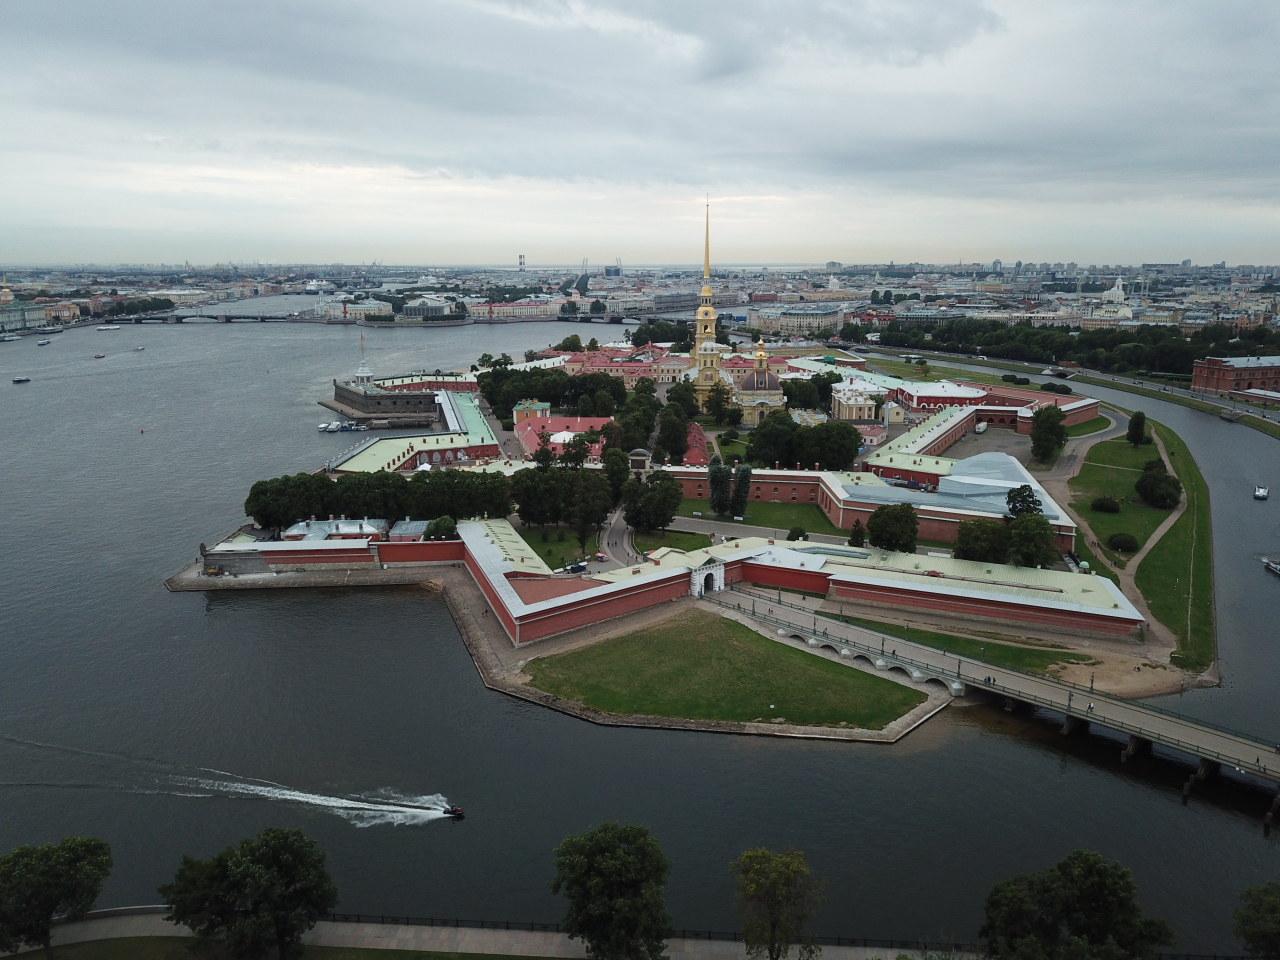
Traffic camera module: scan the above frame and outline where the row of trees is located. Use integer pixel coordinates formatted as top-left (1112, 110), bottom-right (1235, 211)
top-left (880, 316), bottom-right (1280, 376)
top-left (746, 411), bottom-right (863, 471)
top-left (511, 463), bottom-right (616, 550)
top-left (706, 456), bottom-right (753, 518)
top-left (3, 831), bottom-right (1279, 960)
top-left (243, 470), bottom-right (511, 533)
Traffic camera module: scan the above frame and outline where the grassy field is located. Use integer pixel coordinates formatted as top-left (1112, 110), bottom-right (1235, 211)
top-left (867, 357), bottom-right (1005, 385)
top-left (27, 940), bottom-right (533, 960)
top-left (1070, 532), bottom-right (1119, 584)
top-left (817, 610), bottom-right (1095, 673)
top-left (526, 609), bottom-right (926, 728)
top-left (632, 529), bottom-right (713, 553)
top-left (717, 438), bottom-right (749, 461)
top-left (1134, 420), bottom-right (1215, 672)
top-left (1068, 438), bottom-right (1174, 563)
top-left (1065, 414), bottom-right (1112, 437)
top-left (675, 499), bottom-right (845, 536)
top-left (518, 526), bottom-right (597, 569)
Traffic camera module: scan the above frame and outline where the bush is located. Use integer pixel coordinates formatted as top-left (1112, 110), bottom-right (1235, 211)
top-left (722, 428), bottom-right (740, 441)
top-left (1139, 434), bottom-right (1154, 445)
top-left (1108, 532), bottom-right (1139, 552)
top-left (1144, 459), bottom-right (1166, 473)
top-left (1002, 374), bottom-right (1018, 383)
top-left (1040, 381), bottom-right (1058, 392)
top-left (786, 526), bottom-right (808, 541)
top-left (1091, 497), bottom-right (1121, 513)
top-left (501, 419), bottom-right (515, 432)
top-left (1056, 383), bottom-right (1072, 394)
top-left (1015, 377), bottom-right (1031, 386)
top-left (1135, 471), bottom-right (1182, 508)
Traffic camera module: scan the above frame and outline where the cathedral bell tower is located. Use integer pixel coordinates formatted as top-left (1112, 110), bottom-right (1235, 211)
top-left (692, 203), bottom-right (722, 409)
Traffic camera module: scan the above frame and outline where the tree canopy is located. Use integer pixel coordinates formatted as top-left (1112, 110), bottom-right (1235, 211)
top-left (159, 827), bottom-right (338, 960)
top-left (866, 503), bottom-right (918, 553)
top-left (1030, 406), bottom-right (1068, 462)
top-left (550, 822), bottom-right (674, 960)
top-left (1006, 484), bottom-right (1043, 518)
top-left (0, 837), bottom-right (112, 960)
top-left (953, 518), bottom-right (1011, 564)
top-left (729, 847), bottom-right (825, 960)
top-left (1007, 513), bottom-right (1060, 567)
top-left (623, 471), bottom-right (683, 533)
top-left (1234, 881), bottom-right (1280, 960)
top-left (980, 849), bottom-right (1174, 960)
top-left (745, 411), bottom-right (860, 471)
top-left (1126, 411), bottom-right (1147, 447)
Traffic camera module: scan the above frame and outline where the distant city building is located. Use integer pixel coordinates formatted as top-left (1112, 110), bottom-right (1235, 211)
top-left (1192, 356), bottom-right (1280, 395)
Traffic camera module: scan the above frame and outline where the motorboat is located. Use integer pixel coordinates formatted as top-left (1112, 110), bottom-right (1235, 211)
top-left (1, 335), bottom-right (20, 342)
top-left (134, 346), bottom-right (145, 351)
top-left (94, 354), bottom-right (105, 359)
top-left (325, 422), bottom-right (341, 432)
top-left (443, 805), bottom-right (465, 820)
top-left (96, 325), bottom-right (121, 331)
top-left (1256, 486), bottom-right (1270, 501)
top-left (1265, 559), bottom-right (1280, 577)
top-left (37, 339), bottom-right (50, 346)
top-left (318, 423), bottom-right (330, 431)
top-left (12, 376), bottom-right (30, 383)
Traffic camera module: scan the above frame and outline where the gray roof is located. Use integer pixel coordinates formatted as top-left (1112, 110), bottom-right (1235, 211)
top-left (1209, 355), bottom-right (1280, 368)
top-left (839, 452), bottom-right (1069, 524)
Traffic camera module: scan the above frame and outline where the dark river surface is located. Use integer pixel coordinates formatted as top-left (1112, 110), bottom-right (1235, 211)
top-left (1, 323), bottom-right (1277, 950)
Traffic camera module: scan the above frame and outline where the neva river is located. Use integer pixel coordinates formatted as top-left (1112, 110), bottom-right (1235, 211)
top-left (0, 320), bottom-right (1276, 950)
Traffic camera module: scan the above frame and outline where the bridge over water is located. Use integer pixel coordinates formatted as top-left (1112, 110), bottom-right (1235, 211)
top-left (707, 588), bottom-right (1280, 823)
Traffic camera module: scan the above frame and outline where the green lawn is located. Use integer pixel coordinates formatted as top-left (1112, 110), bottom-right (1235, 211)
top-left (37, 940), bottom-right (539, 960)
top-left (676, 499), bottom-right (845, 536)
top-left (1070, 532), bottom-right (1119, 585)
top-left (526, 609), bottom-right (926, 729)
top-left (867, 358), bottom-right (1005, 386)
top-left (817, 611), bottom-right (1094, 673)
top-left (1068, 438), bottom-right (1176, 564)
top-left (1134, 420), bottom-right (1215, 672)
top-left (518, 525), bottom-right (598, 569)
top-left (1065, 415), bottom-right (1112, 437)
top-left (632, 529), bottom-right (713, 553)
top-left (717, 438), bottom-right (749, 461)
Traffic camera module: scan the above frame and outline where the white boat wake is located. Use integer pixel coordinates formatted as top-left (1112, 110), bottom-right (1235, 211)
top-left (0, 735), bottom-right (452, 827)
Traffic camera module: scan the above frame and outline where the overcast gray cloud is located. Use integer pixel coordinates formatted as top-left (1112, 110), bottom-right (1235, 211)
top-left (3, 0), bottom-right (1280, 264)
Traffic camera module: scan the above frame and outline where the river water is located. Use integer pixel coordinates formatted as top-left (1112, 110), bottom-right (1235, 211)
top-left (0, 322), bottom-right (1276, 950)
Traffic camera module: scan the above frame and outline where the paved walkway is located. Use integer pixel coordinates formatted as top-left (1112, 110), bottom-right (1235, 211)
top-left (708, 589), bottom-right (1280, 786)
top-left (25, 911), bottom-right (973, 960)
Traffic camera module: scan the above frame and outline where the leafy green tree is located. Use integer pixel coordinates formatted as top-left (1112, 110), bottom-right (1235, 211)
top-left (623, 471), bottom-right (683, 532)
top-left (533, 432), bottom-right (557, 470)
top-left (427, 516), bottom-right (457, 538)
top-left (707, 381), bottom-right (733, 425)
top-left (578, 394), bottom-right (597, 416)
top-left (657, 404), bottom-right (689, 463)
top-left (593, 389), bottom-right (616, 418)
top-left (1135, 471), bottom-right (1182, 508)
top-left (729, 848), bottom-right (825, 960)
top-left (792, 421), bottom-right (862, 471)
top-left (590, 299), bottom-right (606, 315)
top-left (781, 379), bottom-right (820, 409)
top-left (1030, 406), bottom-right (1067, 462)
top-left (0, 837), bottom-right (112, 960)
top-left (847, 518), bottom-right (865, 547)
top-left (1007, 513), bottom-right (1058, 567)
top-left (1126, 411), bottom-right (1147, 447)
top-left (574, 274), bottom-right (590, 297)
top-left (708, 455), bottom-right (733, 516)
top-left (524, 349), bottom-right (539, 362)
top-left (555, 334), bottom-right (583, 351)
top-left (550, 822), bottom-right (674, 960)
top-left (725, 408), bottom-right (744, 428)
top-left (980, 849), bottom-right (1173, 960)
top-left (511, 467), bottom-right (553, 526)
top-left (866, 503), bottom-right (918, 553)
top-left (603, 448), bottom-right (630, 505)
top-left (746, 410), bottom-right (798, 468)
top-left (559, 435), bottom-right (591, 469)
top-left (477, 352), bottom-right (495, 368)
top-left (1234, 881), bottom-right (1280, 960)
top-left (729, 464), bottom-right (753, 518)
top-left (561, 300), bottom-right (579, 316)
top-left (160, 827), bottom-right (338, 960)
top-left (953, 518), bottom-right (1011, 563)
top-left (571, 470), bottom-right (613, 551)
top-left (1005, 484), bottom-right (1043, 518)
top-left (587, 337), bottom-right (599, 350)
top-left (666, 381), bottom-right (701, 419)
top-left (634, 377), bottom-right (657, 397)
top-left (786, 526), bottom-right (807, 541)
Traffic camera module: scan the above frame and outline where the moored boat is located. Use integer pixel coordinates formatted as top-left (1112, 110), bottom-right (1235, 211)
top-left (1, 335), bottom-right (20, 342)
top-left (96, 325), bottom-right (121, 331)
top-left (12, 376), bottom-right (31, 383)
top-left (37, 339), bottom-right (50, 346)
top-left (94, 354), bottom-right (105, 359)
top-left (1255, 485), bottom-right (1269, 500)
top-left (134, 346), bottom-right (145, 351)
top-left (1265, 559), bottom-right (1280, 577)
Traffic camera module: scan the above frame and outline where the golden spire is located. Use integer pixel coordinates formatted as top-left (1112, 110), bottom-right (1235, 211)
top-left (703, 201), bottom-right (711, 280)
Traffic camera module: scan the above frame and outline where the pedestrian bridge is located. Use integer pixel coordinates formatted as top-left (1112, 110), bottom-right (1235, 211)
top-left (707, 588), bottom-right (1280, 827)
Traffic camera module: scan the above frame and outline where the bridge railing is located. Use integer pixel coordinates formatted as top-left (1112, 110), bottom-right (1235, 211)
top-left (711, 587), bottom-right (1279, 757)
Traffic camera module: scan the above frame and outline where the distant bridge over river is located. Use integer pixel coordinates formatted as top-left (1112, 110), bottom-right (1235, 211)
top-left (708, 588), bottom-right (1280, 825)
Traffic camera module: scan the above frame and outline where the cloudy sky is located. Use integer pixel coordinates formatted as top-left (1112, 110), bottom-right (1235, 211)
top-left (4, 0), bottom-right (1280, 266)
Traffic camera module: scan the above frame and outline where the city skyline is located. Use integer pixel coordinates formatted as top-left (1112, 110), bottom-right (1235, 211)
top-left (5, 1), bottom-right (1280, 264)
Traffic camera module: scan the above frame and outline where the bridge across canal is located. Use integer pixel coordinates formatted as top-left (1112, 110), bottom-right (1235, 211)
top-left (707, 589), bottom-right (1280, 816)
